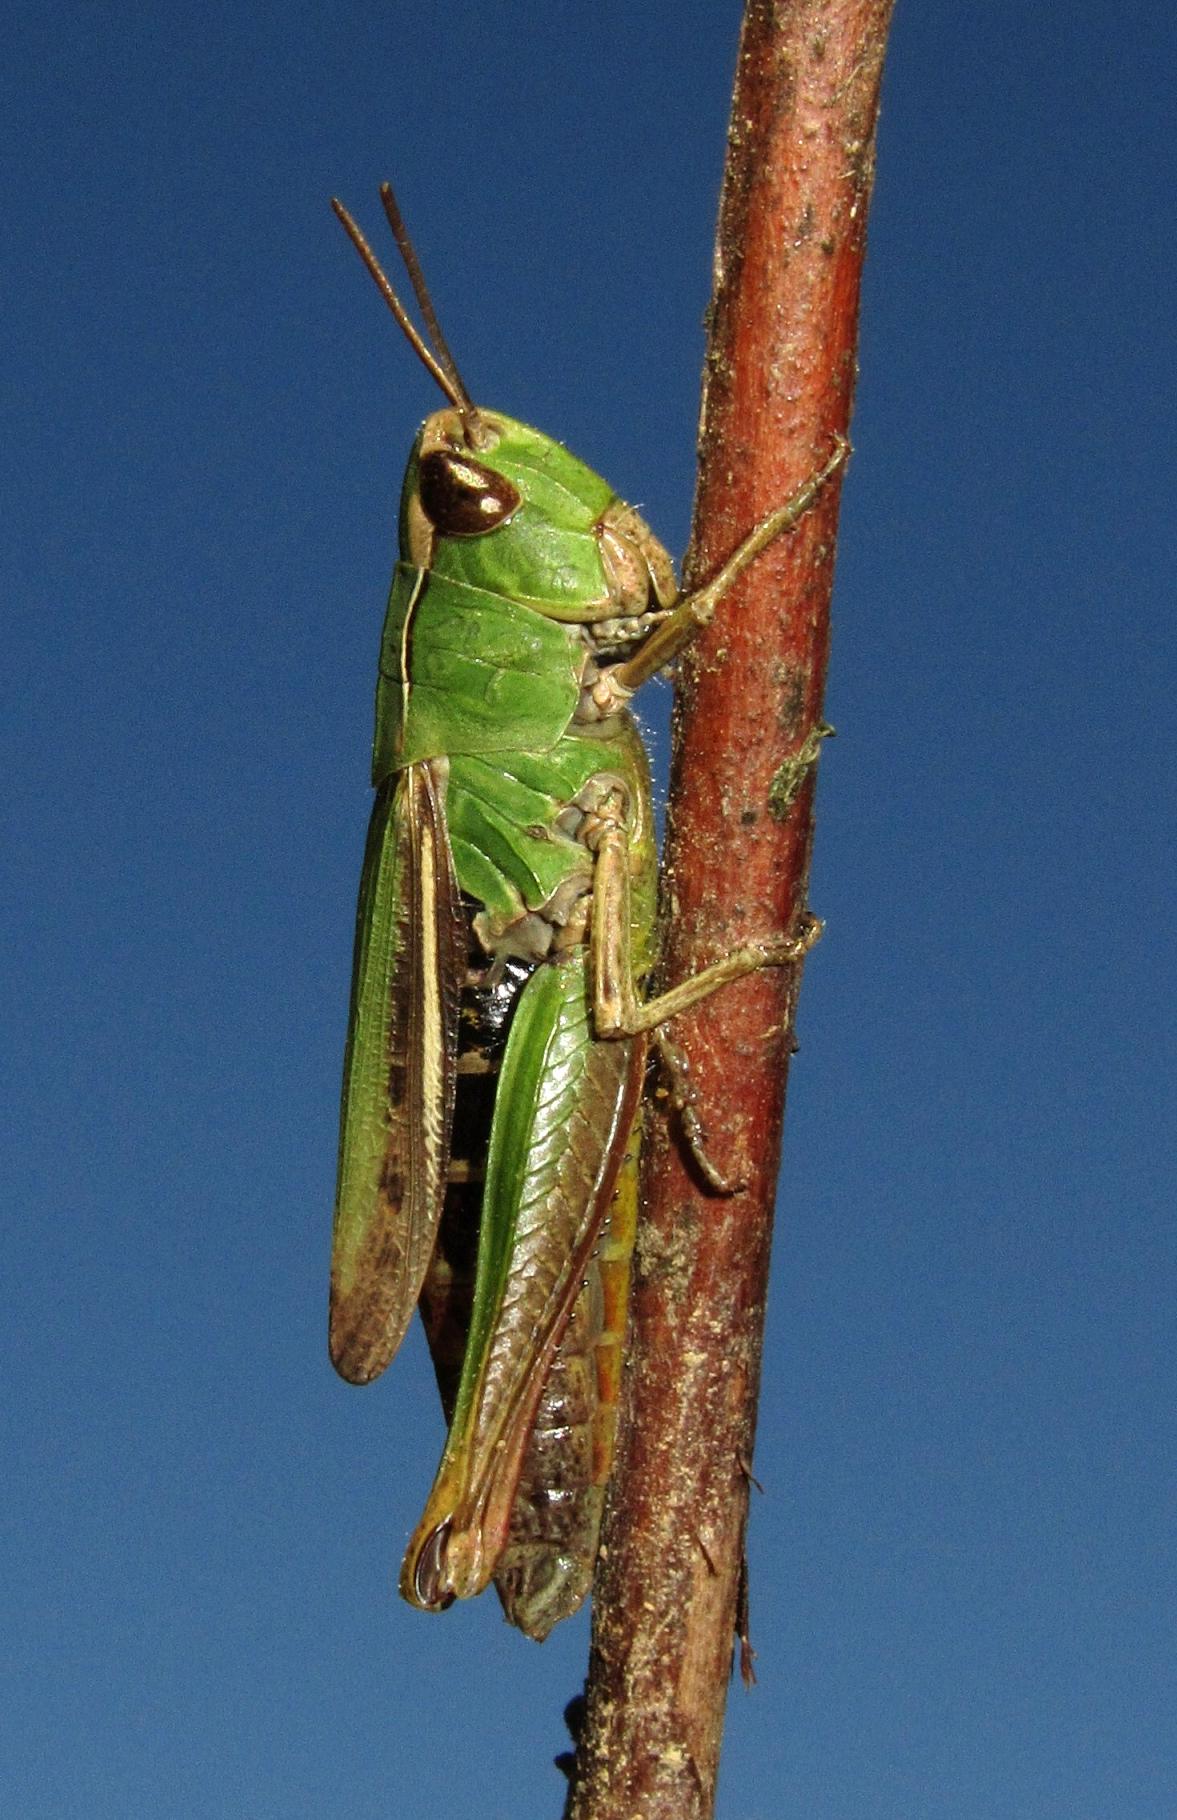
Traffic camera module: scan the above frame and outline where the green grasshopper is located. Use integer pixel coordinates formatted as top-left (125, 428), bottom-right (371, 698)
top-left (329, 185), bottom-right (844, 1640)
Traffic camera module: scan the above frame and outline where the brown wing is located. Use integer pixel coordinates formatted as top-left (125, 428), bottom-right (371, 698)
top-left (329, 760), bottom-right (465, 1384)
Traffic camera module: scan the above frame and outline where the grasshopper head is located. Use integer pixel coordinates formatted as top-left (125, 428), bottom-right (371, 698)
top-left (402, 408), bottom-right (677, 625)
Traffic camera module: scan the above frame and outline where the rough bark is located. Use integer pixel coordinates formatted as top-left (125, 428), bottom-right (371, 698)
top-left (566, 3), bottom-right (895, 1815)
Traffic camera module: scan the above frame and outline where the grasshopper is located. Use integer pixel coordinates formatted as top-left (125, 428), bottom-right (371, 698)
top-left (329, 185), bottom-right (844, 1640)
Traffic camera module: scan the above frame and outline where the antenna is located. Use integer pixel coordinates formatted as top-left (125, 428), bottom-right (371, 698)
top-left (331, 190), bottom-right (484, 444)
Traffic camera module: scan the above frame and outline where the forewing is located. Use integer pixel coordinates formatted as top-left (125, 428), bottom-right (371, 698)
top-left (493, 1110), bottom-right (643, 1640)
top-left (330, 761), bottom-right (464, 1384)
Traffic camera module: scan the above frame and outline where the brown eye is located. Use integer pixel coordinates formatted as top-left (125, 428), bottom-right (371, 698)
top-left (418, 450), bottom-right (520, 536)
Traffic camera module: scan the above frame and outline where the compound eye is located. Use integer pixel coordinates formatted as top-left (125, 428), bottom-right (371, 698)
top-left (418, 449), bottom-right (521, 536)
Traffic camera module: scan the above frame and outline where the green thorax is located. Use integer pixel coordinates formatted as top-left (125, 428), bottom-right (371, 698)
top-left (372, 563), bottom-right (586, 776)
top-left (445, 721), bottom-right (657, 969)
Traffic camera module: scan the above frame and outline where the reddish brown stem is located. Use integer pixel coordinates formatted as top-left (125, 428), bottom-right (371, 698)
top-left (566, 4), bottom-right (894, 1816)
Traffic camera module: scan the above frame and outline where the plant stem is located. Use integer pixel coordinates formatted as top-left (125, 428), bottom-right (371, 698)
top-left (566, 3), bottom-right (894, 1814)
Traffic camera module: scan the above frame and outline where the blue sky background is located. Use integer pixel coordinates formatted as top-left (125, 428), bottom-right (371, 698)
top-left (4, 4), bottom-right (1174, 1816)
